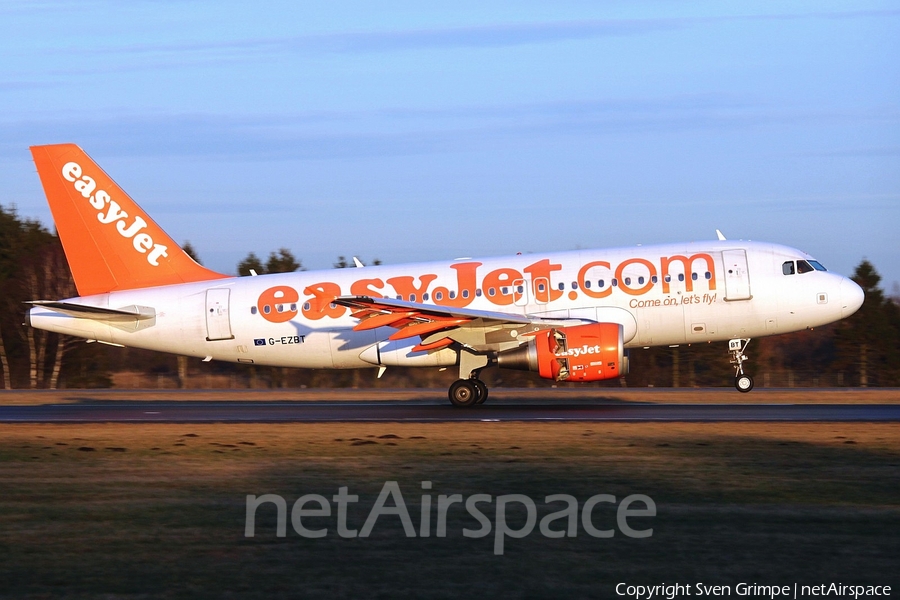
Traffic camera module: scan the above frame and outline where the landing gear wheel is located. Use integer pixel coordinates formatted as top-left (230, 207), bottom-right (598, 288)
top-left (472, 380), bottom-right (489, 405)
top-left (735, 374), bottom-right (754, 393)
top-left (449, 379), bottom-right (478, 407)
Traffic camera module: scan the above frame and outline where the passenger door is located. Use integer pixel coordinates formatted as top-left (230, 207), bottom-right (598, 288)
top-left (722, 249), bottom-right (752, 301)
top-left (205, 288), bottom-right (234, 341)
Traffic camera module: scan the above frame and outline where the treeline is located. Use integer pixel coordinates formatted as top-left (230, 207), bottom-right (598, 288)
top-left (1, 204), bottom-right (898, 389)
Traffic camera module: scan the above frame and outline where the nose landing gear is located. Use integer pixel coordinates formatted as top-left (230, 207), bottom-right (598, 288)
top-left (729, 338), bottom-right (754, 393)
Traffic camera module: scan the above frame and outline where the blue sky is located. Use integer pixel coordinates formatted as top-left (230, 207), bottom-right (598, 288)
top-left (1, 1), bottom-right (898, 290)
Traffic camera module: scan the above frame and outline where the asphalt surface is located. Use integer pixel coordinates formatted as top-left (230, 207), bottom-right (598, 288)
top-left (1, 401), bottom-right (898, 423)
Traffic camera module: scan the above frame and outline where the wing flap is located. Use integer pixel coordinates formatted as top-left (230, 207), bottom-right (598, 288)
top-left (334, 296), bottom-right (532, 325)
top-left (333, 295), bottom-right (594, 355)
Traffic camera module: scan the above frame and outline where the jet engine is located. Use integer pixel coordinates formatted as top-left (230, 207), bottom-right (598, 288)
top-left (497, 323), bottom-right (628, 382)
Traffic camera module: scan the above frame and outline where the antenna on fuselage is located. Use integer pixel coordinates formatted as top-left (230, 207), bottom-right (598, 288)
top-left (716, 229), bottom-right (727, 241)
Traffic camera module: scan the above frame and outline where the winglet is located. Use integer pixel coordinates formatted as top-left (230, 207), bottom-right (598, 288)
top-left (716, 229), bottom-right (727, 241)
top-left (30, 144), bottom-right (228, 296)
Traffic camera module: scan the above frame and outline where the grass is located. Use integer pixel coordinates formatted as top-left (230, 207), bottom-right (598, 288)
top-left (1, 417), bottom-right (899, 599)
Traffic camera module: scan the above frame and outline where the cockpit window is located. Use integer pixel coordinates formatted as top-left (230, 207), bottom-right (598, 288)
top-left (797, 260), bottom-right (815, 274)
top-left (782, 261), bottom-right (795, 276)
top-left (808, 260), bottom-right (827, 272)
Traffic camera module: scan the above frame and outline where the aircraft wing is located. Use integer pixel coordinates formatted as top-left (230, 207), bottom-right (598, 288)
top-left (332, 295), bottom-right (585, 352)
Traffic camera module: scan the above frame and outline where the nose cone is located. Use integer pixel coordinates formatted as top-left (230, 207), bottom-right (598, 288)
top-left (840, 278), bottom-right (864, 318)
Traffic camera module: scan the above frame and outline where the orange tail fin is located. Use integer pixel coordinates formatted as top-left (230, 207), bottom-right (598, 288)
top-left (30, 144), bottom-right (228, 296)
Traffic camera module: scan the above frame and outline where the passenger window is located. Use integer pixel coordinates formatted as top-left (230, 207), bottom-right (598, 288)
top-left (664, 275), bottom-right (671, 283)
top-left (651, 275), bottom-right (658, 284)
top-left (462, 290), bottom-right (469, 299)
top-left (251, 306), bottom-right (258, 315)
top-left (598, 279), bottom-right (605, 288)
top-left (303, 302), bottom-right (310, 311)
top-left (537, 283), bottom-right (545, 292)
top-left (704, 272), bottom-right (711, 280)
top-left (488, 288), bottom-right (496, 296)
top-left (612, 279), bottom-right (618, 287)
top-left (263, 305), bottom-right (271, 314)
top-left (624, 277), bottom-right (631, 286)
top-left (409, 294), bottom-right (416, 302)
top-left (558, 283), bottom-right (565, 291)
top-left (797, 260), bottom-right (814, 274)
top-left (435, 291), bottom-right (443, 301)
top-left (475, 289), bottom-right (482, 297)
top-left (584, 280), bottom-right (591, 289)
top-left (782, 261), bottom-right (795, 276)
top-left (423, 293), bottom-right (429, 301)
top-left (691, 273), bottom-right (698, 281)
top-left (638, 276), bottom-right (645, 285)
top-left (678, 274), bottom-right (685, 282)
top-left (449, 291), bottom-right (456, 299)
top-left (571, 282), bottom-right (578, 290)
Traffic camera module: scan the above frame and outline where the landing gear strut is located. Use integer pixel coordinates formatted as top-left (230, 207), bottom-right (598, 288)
top-left (729, 338), bottom-right (754, 393)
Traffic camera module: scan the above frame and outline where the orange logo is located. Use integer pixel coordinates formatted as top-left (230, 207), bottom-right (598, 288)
top-left (254, 254), bottom-right (718, 323)
top-left (62, 162), bottom-right (169, 266)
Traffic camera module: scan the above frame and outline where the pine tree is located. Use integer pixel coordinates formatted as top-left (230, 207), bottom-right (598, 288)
top-left (237, 252), bottom-right (266, 276)
top-left (832, 260), bottom-right (900, 386)
top-left (265, 248), bottom-right (301, 273)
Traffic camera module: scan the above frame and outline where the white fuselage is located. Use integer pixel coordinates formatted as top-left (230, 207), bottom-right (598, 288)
top-left (28, 240), bottom-right (862, 369)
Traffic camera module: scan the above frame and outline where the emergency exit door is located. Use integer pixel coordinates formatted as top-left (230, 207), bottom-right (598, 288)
top-left (205, 288), bottom-right (234, 341)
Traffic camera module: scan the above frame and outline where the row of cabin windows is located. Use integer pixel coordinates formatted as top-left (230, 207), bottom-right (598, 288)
top-left (251, 303), bottom-right (316, 315)
top-left (783, 260), bottom-right (827, 276)
top-left (249, 271), bottom-right (716, 313)
top-left (561, 272), bottom-right (711, 290)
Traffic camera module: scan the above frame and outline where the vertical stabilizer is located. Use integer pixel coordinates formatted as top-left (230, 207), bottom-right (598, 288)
top-left (30, 144), bottom-right (228, 296)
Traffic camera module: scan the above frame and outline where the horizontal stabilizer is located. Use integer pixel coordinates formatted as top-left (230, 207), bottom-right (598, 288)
top-left (27, 301), bottom-right (156, 322)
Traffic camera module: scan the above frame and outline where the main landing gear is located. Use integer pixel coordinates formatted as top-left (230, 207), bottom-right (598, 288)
top-left (448, 377), bottom-right (489, 407)
top-left (448, 351), bottom-right (491, 407)
top-left (729, 338), bottom-right (754, 393)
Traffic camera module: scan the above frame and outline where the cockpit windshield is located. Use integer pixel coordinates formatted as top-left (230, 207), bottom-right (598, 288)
top-left (808, 260), bottom-right (827, 271)
top-left (782, 259), bottom-right (827, 276)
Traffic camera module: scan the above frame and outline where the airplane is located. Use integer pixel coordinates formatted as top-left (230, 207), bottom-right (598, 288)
top-left (25, 144), bottom-right (865, 406)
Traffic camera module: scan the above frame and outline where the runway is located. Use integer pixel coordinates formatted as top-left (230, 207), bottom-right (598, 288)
top-left (2, 401), bottom-right (898, 423)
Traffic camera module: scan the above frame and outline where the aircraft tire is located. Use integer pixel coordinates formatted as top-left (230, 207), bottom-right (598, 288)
top-left (449, 379), bottom-right (478, 407)
top-left (735, 374), bottom-right (754, 393)
top-left (473, 380), bottom-right (489, 405)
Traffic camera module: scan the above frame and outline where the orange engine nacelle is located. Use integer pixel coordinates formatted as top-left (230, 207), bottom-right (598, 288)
top-left (497, 323), bottom-right (628, 382)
